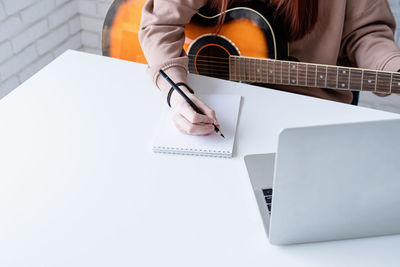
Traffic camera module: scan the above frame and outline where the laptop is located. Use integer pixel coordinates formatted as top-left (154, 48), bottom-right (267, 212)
top-left (244, 119), bottom-right (400, 245)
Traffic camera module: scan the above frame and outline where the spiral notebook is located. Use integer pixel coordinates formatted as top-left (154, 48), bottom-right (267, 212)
top-left (153, 94), bottom-right (241, 157)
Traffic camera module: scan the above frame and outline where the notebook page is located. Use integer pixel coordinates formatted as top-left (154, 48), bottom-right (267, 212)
top-left (153, 94), bottom-right (241, 157)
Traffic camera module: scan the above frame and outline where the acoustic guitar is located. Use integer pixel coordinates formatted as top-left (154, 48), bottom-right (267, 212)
top-left (102, 0), bottom-right (400, 95)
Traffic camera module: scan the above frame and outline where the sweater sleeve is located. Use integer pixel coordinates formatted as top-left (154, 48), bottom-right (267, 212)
top-left (341, 0), bottom-right (400, 72)
top-left (139, 0), bottom-right (207, 94)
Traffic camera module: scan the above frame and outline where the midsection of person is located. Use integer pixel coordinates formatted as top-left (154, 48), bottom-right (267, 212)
top-left (139, 0), bottom-right (400, 135)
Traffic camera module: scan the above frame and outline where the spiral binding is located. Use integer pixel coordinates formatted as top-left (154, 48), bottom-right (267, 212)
top-left (153, 146), bottom-right (232, 158)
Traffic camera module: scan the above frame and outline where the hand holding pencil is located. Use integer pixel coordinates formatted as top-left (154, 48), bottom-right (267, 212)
top-left (159, 70), bottom-right (224, 138)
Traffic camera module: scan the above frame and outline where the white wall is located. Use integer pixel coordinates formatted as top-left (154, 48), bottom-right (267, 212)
top-left (0, 0), bottom-right (81, 99)
top-left (1, 0), bottom-right (400, 113)
top-left (78, 0), bottom-right (112, 54)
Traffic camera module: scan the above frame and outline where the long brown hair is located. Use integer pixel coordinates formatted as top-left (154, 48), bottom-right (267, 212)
top-left (207, 0), bottom-right (318, 41)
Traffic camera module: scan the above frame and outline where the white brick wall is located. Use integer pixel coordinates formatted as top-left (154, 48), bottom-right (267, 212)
top-left (0, 0), bottom-right (81, 99)
top-left (78, 0), bottom-right (112, 54)
top-left (0, 0), bottom-right (400, 113)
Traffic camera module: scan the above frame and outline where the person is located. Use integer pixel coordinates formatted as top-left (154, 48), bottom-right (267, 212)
top-left (139, 0), bottom-right (400, 136)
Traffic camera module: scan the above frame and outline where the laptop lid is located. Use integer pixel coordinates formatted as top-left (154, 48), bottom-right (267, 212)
top-left (269, 119), bottom-right (400, 245)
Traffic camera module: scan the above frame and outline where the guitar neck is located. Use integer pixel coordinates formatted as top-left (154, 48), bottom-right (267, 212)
top-left (229, 56), bottom-right (400, 94)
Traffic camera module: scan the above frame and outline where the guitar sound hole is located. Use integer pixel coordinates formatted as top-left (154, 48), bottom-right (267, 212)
top-left (195, 45), bottom-right (230, 80)
top-left (188, 35), bottom-right (239, 81)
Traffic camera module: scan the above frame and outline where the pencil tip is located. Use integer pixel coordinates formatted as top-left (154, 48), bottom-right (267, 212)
top-left (221, 133), bottom-right (225, 138)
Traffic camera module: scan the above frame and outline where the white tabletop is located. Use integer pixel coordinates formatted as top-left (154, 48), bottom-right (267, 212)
top-left (1, 50), bottom-right (399, 267)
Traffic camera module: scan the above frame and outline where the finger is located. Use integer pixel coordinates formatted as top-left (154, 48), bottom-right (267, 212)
top-left (172, 112), bottom-right (214, 136)
top-left (175, 101), bottom-right (214, 124)
top-left (191, 98), bottom-right (219, 124)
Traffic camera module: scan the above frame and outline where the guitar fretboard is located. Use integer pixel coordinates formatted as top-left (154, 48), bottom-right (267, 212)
top-left (229, 56), bottom-right (400, 94)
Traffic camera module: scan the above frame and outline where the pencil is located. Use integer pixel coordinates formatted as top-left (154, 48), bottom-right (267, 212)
top-left (159, 69), bottom-right (225, 138)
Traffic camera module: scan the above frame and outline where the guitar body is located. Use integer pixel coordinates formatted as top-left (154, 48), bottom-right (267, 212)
top-left (102, 0), bottom-right (288, 80)
top-left (102, 0), bottom-right (398, 97)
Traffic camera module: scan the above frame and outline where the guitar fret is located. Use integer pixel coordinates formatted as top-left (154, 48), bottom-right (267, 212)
top-left (327, 66), bottom-right (338, 89)
top-left (361, 70), bottom-right (364, 91)
top-left (249, 58), bottom-right (252, 82)
top-left (229, 57), bottom-right (234, 81)
top-left (376, 72), bottom-right (392, 94)
top-left (264, 59), bottom-right (268, 83)
top-left (247, 58), bottom-right (250, 82)
top-left (315, 65), bottom-right (317, 87)
top-left (268, 60), bottom-right (274, 84)
top-left (282, 61), bottom-right (290, 84)
top-left (263, 59), bottom-right (266, 83)
top-left (325, 66), bottom-right (328, 88)
top-left (237, 57), bottom-right (240, 81)
top-left (244, 57), bottom-right (247, 82)
top-left (390, 72), bottom-right (393, 93)
top-left (336, 67), bottom-right (339, 89)
top-left (338, 67), bottom-right (350, 90)
top-left (239, 58), bottom-right (242, 81)
top-left (249, 58), bottom-right (253, 82)
top-left (289, 62), bottom-right (298, 85)
top-left (306, 64), bottom-right (316, 87)
top-left (391, 73), bottom-right (400, 93)
top-left (362, 70), bottom-right (376, 92)
top-left (347, 68), bottom-right (351, 90)
top-left (229, 57), bottom-right (236, 81)
top-left (244, 57), bottom-right (248, 81)
top-left (255, 58), bottom-right (258, 82)
top-left (350, 69), bottom-right (362, 91)
top-left (307, 64), bottom-right (309, 86)
top-left (298, 63), bottom-right (307, 86)
top-left (240, 57), bottom-right (244, 81)
top-left (296, 62), bottom-right (299, 85)
top-left (251, 58), bottom-right (255, 82)
top-left (316, 65), bottom-right (326, 88)
top-left (228, 56), bottom-right (399, 94)
top-left (337, 68), bottom-right (350, 89)
top-left (235, 57), bottom-right (238, 81)
top-left (273, 61), bottom-right (276, 84)
top-left (304, 64), bottom-right (309, 85)
top-left (274, 61), bottom-right (281, 84)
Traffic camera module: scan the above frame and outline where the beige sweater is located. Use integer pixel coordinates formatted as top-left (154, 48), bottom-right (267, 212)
top-left (139, 0), bottom-right (400, 103)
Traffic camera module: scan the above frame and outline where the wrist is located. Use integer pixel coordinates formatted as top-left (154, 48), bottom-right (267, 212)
top-left (167, 83), bottom-right (194, 108)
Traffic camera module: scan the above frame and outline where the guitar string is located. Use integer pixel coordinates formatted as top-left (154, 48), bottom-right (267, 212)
top-left (187, 67), bottom-right (394, 91)
top-left (189, 66), bottom-right (368, 80)
top-left (189, 64), bottom-right (391, 81)
top-left (188, 54), bottom-right (400, 79)
top-left (190, 61), bottom-right (382, 78)
top-left (188, 70), bottom-right (377, 86)
top-left (186, 55), bottom-right (398, 91)
top-left (189, 54), bottom-right (400, 74)
top-left (189, 67), bottom-right (374, 81)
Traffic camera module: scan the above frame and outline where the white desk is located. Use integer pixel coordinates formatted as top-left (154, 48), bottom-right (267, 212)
top-left (1, 50), bottom-right (399, 267)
